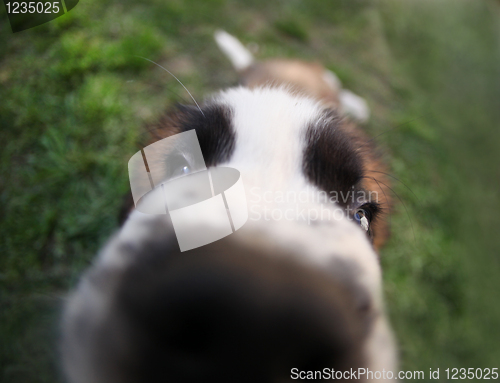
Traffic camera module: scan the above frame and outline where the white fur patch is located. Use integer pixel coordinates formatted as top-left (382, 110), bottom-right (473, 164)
top-left (340, 89), bottom-right (370, 123)
top-left (323, 69), bottom-right (343, 92)
top-left (214, 30), bottom-right (254, 71)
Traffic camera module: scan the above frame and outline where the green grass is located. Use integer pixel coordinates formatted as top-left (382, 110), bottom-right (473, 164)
top-left (1, 0), bottom-right (499, 381)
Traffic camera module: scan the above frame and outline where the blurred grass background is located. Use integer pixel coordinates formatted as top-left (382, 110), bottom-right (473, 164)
top-left (1, 0), bottom-right (499, 381)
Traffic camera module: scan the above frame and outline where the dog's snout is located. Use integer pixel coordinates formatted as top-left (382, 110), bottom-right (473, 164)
top-left (62, 228), bottom-right (377, 383)
top-left (125, 241), bottom-right (371, 381)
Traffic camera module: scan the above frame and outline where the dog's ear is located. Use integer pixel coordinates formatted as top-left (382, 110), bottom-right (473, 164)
top-left (145, 104), bottom-right (186, 142)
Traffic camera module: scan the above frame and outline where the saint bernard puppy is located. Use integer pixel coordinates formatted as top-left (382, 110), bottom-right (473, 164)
top-left (60, 31), bottom-right (397, 383)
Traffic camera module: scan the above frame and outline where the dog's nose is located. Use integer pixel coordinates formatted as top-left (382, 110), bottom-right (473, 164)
top-left (61, 218), bottom-right (377, 383)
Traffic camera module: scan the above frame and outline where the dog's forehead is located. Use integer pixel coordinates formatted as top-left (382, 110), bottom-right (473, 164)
top-left (212, 87), bottom-right (320, 187)
top-left (215, 86), bottom-right (322, 154)
top-left (207, 87), bottom-right (365, 197)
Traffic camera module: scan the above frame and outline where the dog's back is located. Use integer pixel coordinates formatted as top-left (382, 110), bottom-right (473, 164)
top-left (214, 30), bottom-right (370, 123)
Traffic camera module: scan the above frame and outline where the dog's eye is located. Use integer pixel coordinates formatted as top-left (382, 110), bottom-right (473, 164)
top-left (354, 209), bottom-right (370, 232)
top-left (171, 164), bottom-right (191, 178)
top-left (167, 154), bottom-right (192, 179)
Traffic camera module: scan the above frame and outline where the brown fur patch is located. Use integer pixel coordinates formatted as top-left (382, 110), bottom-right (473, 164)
top-left (242, 59), bottom-right (341, 108)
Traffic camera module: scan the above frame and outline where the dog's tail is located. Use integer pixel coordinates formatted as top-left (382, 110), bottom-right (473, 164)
top-left (214, 30), bottom-right (254, 71)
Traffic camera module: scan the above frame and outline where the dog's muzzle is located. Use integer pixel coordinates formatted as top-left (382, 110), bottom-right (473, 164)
top-left (61, 203), bottom-right (397, 383)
